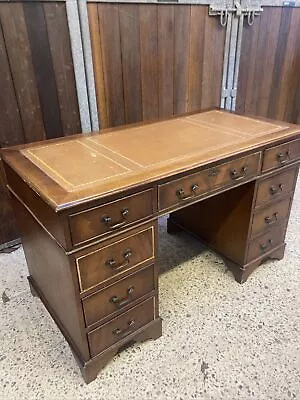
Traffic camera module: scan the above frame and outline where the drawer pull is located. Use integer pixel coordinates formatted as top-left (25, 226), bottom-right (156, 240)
top-left (102, 208), bottom-right (129, 229)
top-left (110, 286), bottom-right (134, 308)
top-left (270, 184), bottom-right (283, 196)
top-left (208, 167), bottom-right (220, 177)
top-left (105, 249), bottom-right (132, 270)
top-left (260, 239), bottom-right (273, 253)
top-left (264, 212), bottom-right (278, 225)
top-left (277, 150), bottom-right (291, 164)
top-left (112, 319), bottom-right (135, 336)
top-left (176, 184), bottom-right (199, 201)
top-left (230, 165), bottom-right (248, 180)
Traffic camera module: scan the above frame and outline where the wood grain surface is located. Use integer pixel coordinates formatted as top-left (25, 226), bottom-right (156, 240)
top-left (119, 4), bottom-right (143, 123)
top-left (98, 3), bottom-right (125, 127)
top-left (88, 3), bottom-right (226, 128)
top-left (158, 5), bottom-right (174, 118)
top-left (0, 1), bottom-right (80, 246)
top-left (236, 7), bottom-right (300, 124)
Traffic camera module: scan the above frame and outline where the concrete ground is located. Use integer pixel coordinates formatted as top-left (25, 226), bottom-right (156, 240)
top-left (0, 181), bottom-right (299, 400)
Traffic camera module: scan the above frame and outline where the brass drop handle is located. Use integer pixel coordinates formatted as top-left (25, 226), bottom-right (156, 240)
top-left (112, 319), bottom-right (135, 336)
top-left (106, 249), bottom-right (132, 271)
top-left (230, 165), bottom-right (248, 180)
top-left (264, 212), bottom-right (278, 225)
top-left (260, 239), bottom-right (273, 253)
top-left (102, 208), bottom-right (129, 229)
top-left (277, 150), bottom-right (291, 164)
top-left (110, 286), bottom-right (134, 308)
top-left (176, 184), bottom-right (199, 201)
top-left (270, 184), bottom-right (283, 196)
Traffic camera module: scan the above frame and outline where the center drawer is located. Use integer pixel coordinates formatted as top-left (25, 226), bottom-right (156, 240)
top-left (88, 297), bottom-right (155, 357)
top-left (69, 189), bottom-right (154, 246)
top-left (158, 152), bottom-right (261, 211)
top-left (82, 265), bottom-right (155, 327)
top-left (76, 225), bottom-right (155, 293)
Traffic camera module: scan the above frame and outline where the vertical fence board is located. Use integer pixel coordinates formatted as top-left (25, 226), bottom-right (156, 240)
top-left (255, 8), bottom-right (282, 117)
top-left (98, 3), bottom-right (125, 127)
top-left (275, 9), bottom-right (299, 121)
top-left (188, 7), bottom-right (206, 112)
top-left (268, 8), bottom-right (293, 119)
top-left (139, 5), bottom-right (159, 120)
top-left (237, 7), bottom-right (299, 123)
top-left (158, 5), bottom-right (174, 118)
top-left (88, 3), bottom-right (108, 128)
top-left (174, 5), bottom-right (191, 115)
top-left (23, 2), bottom-right (63, 139)
top-left (0, 21), bottom-right (24, 147)
top-left (238, 18), bottom-right (260, 115)
top-left (250, 14), bottom-right (265, 116)
top-left (201, 11), bottom-right (226, 109)
top-left (119, 4), bottom-right (142, 124)
top-left (44, 2), bottom-right (81, 135)
top-left (0, 3), bottom-right (46, 142)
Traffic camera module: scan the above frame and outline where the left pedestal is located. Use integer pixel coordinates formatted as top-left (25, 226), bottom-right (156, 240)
top-left (11, 193), bottom-right (162, 383)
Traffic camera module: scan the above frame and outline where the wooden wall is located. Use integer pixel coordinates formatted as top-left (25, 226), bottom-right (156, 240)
top-left (236, 7), bottom-right (300, 124)
top-left (1, 2), bottom-right (299, 247)
top-left (88, 3), bottom-right (226, 128)
top-left (0, 1), bottom-right (81, 247)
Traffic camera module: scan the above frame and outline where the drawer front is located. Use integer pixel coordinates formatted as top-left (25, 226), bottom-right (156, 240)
top-left (255, 167), bottom-right (298, 207)
top-left (247, 226), bottom-right (286, 263)
top-left (88, 297), bottom-right (155, 357)
top-left (262, 138), bottom-right (300, 172)
top-left (69, 189), bottom-right (154, 246)
top-left (82, 265), bottom-right (155, 327)
top-left (251, 197), bottom-right (291, 238)
top-left (158, 152), bottom-right (261, 211)
top-left (76, 226), bottom-right (155, 293)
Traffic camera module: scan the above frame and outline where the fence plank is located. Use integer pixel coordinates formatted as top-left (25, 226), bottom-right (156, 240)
top-left (119, 4), bottom-right (142, 124)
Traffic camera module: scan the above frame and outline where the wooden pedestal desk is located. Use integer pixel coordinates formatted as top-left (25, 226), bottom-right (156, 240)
top-left (1, 109), bottom-right (300, 383)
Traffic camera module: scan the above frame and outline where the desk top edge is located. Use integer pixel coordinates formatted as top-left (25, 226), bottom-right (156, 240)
top-left (1, 109), bottom-right (300, 212)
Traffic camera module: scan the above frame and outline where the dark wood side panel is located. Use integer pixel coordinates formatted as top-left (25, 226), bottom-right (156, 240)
top-left (11, 193), bottom-right (90, 361)
top-left (0, 1), bottom-right (80, 247)
top-left (4, 164), bottom-right (69, 250)
top-left (88, 3), bottom-right (226, 128)
top-left (0, 20), bottom-right (24, 147)
top-left (236, 7), bottom-right (300, 124)
top-left (0, 163), bottom-right (18, 246)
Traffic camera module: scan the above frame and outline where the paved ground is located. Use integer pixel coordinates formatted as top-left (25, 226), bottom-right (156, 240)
top-left (0, 180), bottom-right (299, 400)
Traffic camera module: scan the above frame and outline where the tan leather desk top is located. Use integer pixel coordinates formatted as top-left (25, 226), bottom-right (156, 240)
top-left (2, 109), bottom-right (299, 211)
